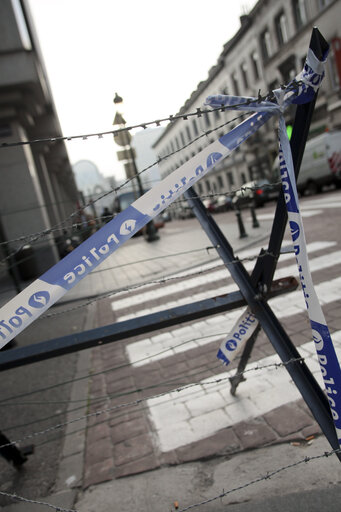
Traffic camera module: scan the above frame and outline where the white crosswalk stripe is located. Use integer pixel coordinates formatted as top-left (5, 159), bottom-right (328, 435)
top-left (119, 235), bottom-right (341, 454)
top-left (147, 334), bottom-right (341, 452)
top-left (111, 241), bottom-right (336, 315)
top-left (126, 275), bottom-right (341, 367)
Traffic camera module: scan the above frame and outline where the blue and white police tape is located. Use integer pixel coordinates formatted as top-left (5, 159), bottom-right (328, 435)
top-left (209, 46), bottom-right (341, 446)
top-left (0, 109), bottom-right (273, 350)
top-left (217, 309), bottom-right (258, 365)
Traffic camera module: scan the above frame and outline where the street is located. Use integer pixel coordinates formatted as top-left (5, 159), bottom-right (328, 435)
top-left (0, 189), bottom-right (341, 510)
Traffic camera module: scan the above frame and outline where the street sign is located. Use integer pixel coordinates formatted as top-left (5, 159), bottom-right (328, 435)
top-left (117, 148), bottom-right (136, 161)
top-left (114, 130), bottom-right (131, 147)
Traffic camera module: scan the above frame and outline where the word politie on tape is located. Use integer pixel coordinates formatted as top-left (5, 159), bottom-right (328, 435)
top-left (209, 47), bottom-right (341, 447)
top-left (0, 44), bottom-right (340, 444)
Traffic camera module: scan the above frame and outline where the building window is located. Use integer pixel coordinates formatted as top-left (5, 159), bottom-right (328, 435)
top-left (217, 175), bottom-right (224, 189)
top-left (232, 72), bottom-right (240, 96)
top-left (175, 136), bottom-right (180, 150)
top-left (198, 182), bottom-right (203, 194)
top-left (251, 51), bottom-right (261, 80)
top-left (185, 125), bottom-right (191, 142)
top-left (292, 0), bottom-right (307, 29)
top-left (278, 54), bottom-right (296, 83)
top-left (275, 11), bottom-right (289, 47)
top-left (180, 131), bottom-right (185, 146)
top-left (205, 180), bottom-right (211, 192)
top-left (329, 39), bottom-right (341, 90)
top-left (318, 0), bottom-right (331, 10)
top-left (192, 119), bottom-right (199, 136)
top-left (260, 29), bottom-right (272, 61)
top-left (226, 171), bottom-right (234, 186)
top-left (203, 111), bottom-right (211, 127)
top-left (170, 140), bottom-right (174, 152)
top-left (241, 62), bottom-right (249, 89)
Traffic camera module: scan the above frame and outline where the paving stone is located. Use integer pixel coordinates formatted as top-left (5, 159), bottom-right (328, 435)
top-left (86, 422), bottom-right (111, 445)
top-left (113, 433), bottom-right (154, 466)
top-left (109, 409), bottom-right (144, 428)
top-left (176, 428), bottom-right (240, 463)
top-left (106, 376), bottom-right (135, 394)
top-left (114, 453), bottom-right (160, 478)
top-left (233, 419), bottom-right (278, 450)
top-left (85, 437), bottom-right (113, 466)
top-left (83, 457), bottom-right (114, 489)
top-left (111, 417), bottom-right (148, 444)
top-left (263, 403), bottom-right (313, 437)
top-left (302, 424), bottom-right (322, 439)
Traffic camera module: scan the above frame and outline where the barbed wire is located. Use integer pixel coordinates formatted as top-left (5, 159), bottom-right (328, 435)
top-left (0, 491), bottom-right (77, 512)
top-left (0, 82), bottom-right (287, 264)
top-left (40, 249), bottom-right (278, 320)
top-left (0, 85), bottom-right (284, 150)
top-left (1, 444), bottom-right (339, 512)
top-left (0, 179), bottom-right (281, 257)
top-left (0, 356), bottom-right (304, 450)
top-left (0, 109), bottom-right (245, 253)
top-left (0, 82), bottom-right (299, 270)
top-left (1, 359), bottom-right (225, 436)
top-left (177, 447), bottom-right (341, 512)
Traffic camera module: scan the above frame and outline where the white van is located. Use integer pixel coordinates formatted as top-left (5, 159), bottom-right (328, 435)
top-left (273, 131), bottom-right (341, 195)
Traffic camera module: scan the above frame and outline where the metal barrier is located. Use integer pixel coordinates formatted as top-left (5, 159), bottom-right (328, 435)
top-left (0, 28), bottom-right (340, 466)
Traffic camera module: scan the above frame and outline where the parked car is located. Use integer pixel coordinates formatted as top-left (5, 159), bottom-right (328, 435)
top-left (232, 178), bottom-right (280, 209)
top-left (215, 195), bottom-right (233, 212)
top-left (203, 198), bottom-right (217, 212)
top-left (272, 130), bottom-right (341, 196)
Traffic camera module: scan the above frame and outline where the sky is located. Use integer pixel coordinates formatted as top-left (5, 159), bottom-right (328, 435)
top-left (27, 0), bottom-right (257, 181)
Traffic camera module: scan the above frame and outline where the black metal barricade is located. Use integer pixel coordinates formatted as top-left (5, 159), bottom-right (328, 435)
top-left (1, 28), bottom-right (340, 461)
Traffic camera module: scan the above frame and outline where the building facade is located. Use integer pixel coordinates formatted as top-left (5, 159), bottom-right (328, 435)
top-left (154, 0), bottom-right (341, 206)
top-left (0, 0), bottom-right (79, 274)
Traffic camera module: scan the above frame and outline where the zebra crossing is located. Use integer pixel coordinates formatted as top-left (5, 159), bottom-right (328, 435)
top-left (109, 198), bottom-right (341, 454)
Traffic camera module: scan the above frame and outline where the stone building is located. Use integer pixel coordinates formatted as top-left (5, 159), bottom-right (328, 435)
top-left (0, 0), bottom-right (79, 274)
top-left (153, 0), bottom-right (341, 205)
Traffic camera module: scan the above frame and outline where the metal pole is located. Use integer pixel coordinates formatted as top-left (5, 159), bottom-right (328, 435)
top-left (250, 205), bottom-right (260, 228)
top-left (235, 207), bottom-right (248, 238)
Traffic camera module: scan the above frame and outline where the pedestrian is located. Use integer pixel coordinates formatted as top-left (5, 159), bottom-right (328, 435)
top-left (101, 207), bottom-right (112, 225)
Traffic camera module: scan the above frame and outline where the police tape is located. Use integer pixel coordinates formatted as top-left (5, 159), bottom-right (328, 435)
top-left (217, 309), bottom-right (258, 365)
top-left (209, 46), bottom-right (341, 447)
top-left (278, 115), bottom-right (341, 446)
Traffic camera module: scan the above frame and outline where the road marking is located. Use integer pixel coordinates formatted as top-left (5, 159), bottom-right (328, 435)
top-left (111, 241), bottom-right (336, 313)
top-left (117, 246), bottom-right (340, 322)
top-left (126, 274), bottom-right (341, 367)
top-left (147, 334), bottom-right (341, 452)
top-left (255, 210), bottom-right (322, 220)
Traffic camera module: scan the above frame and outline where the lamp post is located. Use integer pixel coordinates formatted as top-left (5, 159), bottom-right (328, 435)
top-left (113, 93), bottom-right (159, 242)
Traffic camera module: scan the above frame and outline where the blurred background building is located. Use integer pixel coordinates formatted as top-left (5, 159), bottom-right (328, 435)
top-left (0, 0), bottom-right (79, 274)
top-left (154, 0), bottom-right (341, 211)
top-left (72, 159), bottom-right (115, 218)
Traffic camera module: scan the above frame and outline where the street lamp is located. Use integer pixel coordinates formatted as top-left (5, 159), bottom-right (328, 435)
top-left (113, 93), bottom-right (159, 242)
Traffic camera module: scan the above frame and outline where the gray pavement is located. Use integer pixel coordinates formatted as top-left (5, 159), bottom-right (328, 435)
top-left (75, 435), bottom-right (341, 512)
